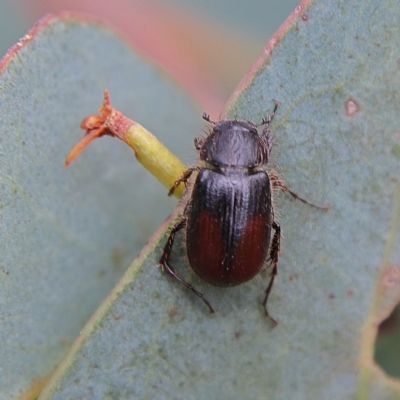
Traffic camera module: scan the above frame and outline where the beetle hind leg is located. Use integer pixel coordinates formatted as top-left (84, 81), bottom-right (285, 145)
top-left (263, 220), bottom-right (280, 326)
top-left (159, 218), bottom-right (215, 313)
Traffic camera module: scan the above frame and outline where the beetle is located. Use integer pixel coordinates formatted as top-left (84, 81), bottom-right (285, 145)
top-left (159, 102), bottom-right (326, 324)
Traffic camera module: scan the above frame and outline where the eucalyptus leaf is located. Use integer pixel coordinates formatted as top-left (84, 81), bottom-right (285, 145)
top-left (0, 13), bottom-right (200, 399)
top-left (3, 0), bottom-right (400, 398)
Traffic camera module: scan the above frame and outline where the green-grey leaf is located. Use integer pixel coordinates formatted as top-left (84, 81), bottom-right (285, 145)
top-left (25, 0), bottom-right (400, 398)
top-left (0, 13), bottom-right (201, 399)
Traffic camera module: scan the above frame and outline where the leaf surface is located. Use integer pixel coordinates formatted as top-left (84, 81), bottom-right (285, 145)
top-left (5, 0), bottom-right (400, 398)
top-left (0, 13), bottom-right (200, 399)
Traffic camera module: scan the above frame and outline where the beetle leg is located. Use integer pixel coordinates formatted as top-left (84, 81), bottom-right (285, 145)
top-left (159, 219), bottom-right (215, 313)
top-left (202, 112), bottom-right (217, 124)
top-left (263, 220), bottom-right (280, 326)
top-left (269, 170), bottom-right (329, 210)
top-left (168, 167), bottom-right (198, 196)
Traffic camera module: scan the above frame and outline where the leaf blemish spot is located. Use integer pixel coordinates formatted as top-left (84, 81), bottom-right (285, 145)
top-left (345, 98), bottom-right (360, 116)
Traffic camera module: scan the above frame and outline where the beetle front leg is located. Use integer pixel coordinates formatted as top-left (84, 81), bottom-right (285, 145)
top-left (168, 167), bottom-right (198, 196)
top-left (263, 220), bottom-right (280, 326)
top-left (159, 218), bottom-right (215, 313)
top-left (269, 170), bottom-right (329, 210)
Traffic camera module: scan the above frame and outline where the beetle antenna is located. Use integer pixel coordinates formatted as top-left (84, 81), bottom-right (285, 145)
top-left (202, 112), bottom-right (215, 124)
top-left (258, 100), bottom-right (280, 127)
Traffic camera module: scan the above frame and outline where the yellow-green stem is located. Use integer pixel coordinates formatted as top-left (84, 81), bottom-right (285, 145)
top-left (125, 121), bottom-right (187, 198)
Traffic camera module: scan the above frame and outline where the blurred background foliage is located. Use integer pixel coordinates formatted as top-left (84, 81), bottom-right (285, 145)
top-left (0, 0), bottom-right (300, 116)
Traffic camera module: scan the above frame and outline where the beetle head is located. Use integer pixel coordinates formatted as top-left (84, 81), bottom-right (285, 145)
top-left (197, 120), bottom-right (269, 168)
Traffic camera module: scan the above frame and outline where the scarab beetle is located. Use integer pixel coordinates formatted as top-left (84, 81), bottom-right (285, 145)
top-left (160, 102), bottom-right (326, 324)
